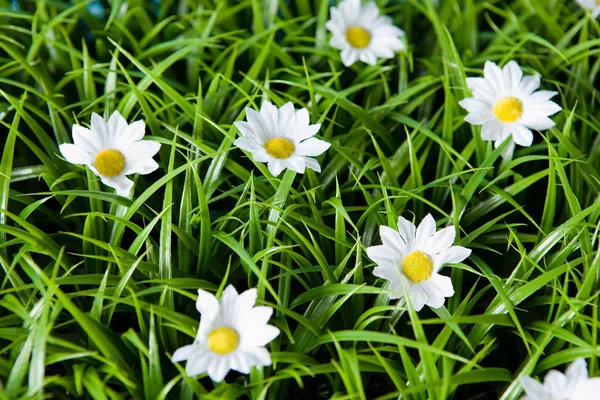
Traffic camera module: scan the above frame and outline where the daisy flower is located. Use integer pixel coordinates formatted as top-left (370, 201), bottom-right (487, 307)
top-left (233, 101), bottom-right (331, 177)
top-left (576, 0), bottom-right (600, 18)
top-left (365, 214), bottom-right (471, 311)
top-left (59, 111), bottom-right (160, 196)
top-left (521, 358), bottom-right (600, 400)
top-left (172, 285), bottom-right (280, 382)
top-left (325, 0), bottom-right (405, 67)
top-left (459, 61), bottom-right (561, 150)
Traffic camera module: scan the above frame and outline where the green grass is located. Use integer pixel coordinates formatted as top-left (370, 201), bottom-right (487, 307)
top-left (1, 0), bottom-right (600, 399)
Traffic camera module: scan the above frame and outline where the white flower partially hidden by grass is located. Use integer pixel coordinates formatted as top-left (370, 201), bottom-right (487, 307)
top-left (325, 0), bottom-right (405, 67)
top-left (576, 0), bottom-right (600, 18)
top-left (172, 285), bottom-right (280, 382)
top-left (459, 61), bottom-right (561, 150)
top-left (234, 102), bottom-right (330, 176)
top-left (521, 358), bottom-right (600, 400)
top-left (366, 214), bottom-right (471, 311)
top-left (59, 111), bottom-right (160, 196)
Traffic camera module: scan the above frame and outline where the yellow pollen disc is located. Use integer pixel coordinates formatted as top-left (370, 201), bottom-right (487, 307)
top-left (346, 26), bottom-right (371, 49)
top-left (208, 327), bottom-right (239, 355)
top-left (264, 137), bottom-right (295, 159)
top-left (402, 251), bottom-right (434, 284)
top-left (95, 149), bottom-right (125, 177)
top-left (493, 97), bottom-right (523, 123)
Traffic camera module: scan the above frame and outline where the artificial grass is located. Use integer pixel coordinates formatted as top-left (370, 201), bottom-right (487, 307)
top-left (1, 0), bottom-right (599, 399)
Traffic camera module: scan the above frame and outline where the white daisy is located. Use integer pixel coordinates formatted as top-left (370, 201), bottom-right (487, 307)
top-left (365, 214), bottom-right (471, 311)
top-left (59, 111), bottom-right (160, 196)
top-left (325, 0), bottom-right (405, 67)
top-left (172, 285), bottom-right (280, 382)
top-left (233, 101), bottom-right (331, 177)
top-left (521, 358), bottom-right (600, 400)
top-left (459, 61), bottom-right (562, 150)
top-left (576, 0), bottom-right (600, 18)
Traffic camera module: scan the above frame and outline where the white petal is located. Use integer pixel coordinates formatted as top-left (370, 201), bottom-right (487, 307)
top-left (91, 112), bottom-right (111, 148)
top-left (234, 137), bottom-right (261, 153)
top-left (247, 108), bottom-right (271, 141)
top-left (521, 377), bottom-right (547, 399)
top-left (528, 100), bottom-right (562, 117)
top-left (295, 124), bottom-right (321, 142)
top-left (242, 325), bottom-right (280, 348)
top-left (219, 285), bottom-right (240, 325)
top-left (423, 281), bottom-right (445, 309)
top-left (430, 274), bottom-right (454, 297)
top-left (565, 358), bottom-right (587, 383)
top-left (415, 214), bottom-right (436, 248)
top-left (72, 125), bottom-right (99, 154)
top-left (277, 102), bottom-right (296, 135)
top-left (59, 143), bottom-right (93, 165)
top-left (185, 351), bottom-right (212, 377)
top-left (465, 112), bottom-right (493, 125)
top-left (366, 244), bottom-right (399, 266)
top-left (284, 157), bottom-right (306, 174)
top-left (511, 124), bottom-right (534, 147)
top-left (295, 108), bottom-right (309, 128)
top-left (341, 48), bottom-right (358, 67)
top-left (466, 77), bottom-right (496, 100)
top-left (502, 61), bottom-right (523, 92)
top-left (243, 347), bottom-right (272, 367)
top-left (108, 110), bottom-right (128, 139)
top-left (124, 158), bottom-right (159, 175)
top-left (303, 157), bottom-right (322, 173)
top-left (172, 344), bottom-right (197, 362)
top-left (259, 102), bottom-right (278, 135)
top-left (296, 137), bottom-right (330, 157)
top-left (196, 288), bottom-right (219, 321)
top-left (267, 159), bottom-right (287, 176)
top-left (433, 246), bottom-right (471, 268)
top-left (459, 98), bottom-right (491, 113)
top-left (483, 61), bottom-right (505, 93)
top-left (528, 90), bottom-right (558, 103)
top-left (519, 114), bottom-right (556, 131)
top-left (406, 287), bottom-right (427, 311)
top-left (543, 370), bottom-right (568, 395)
top-left (102, 174), bottom-right (133, 196)
top-left (117, 120), bottom-right (146, 148)
top-left (359, 50), bottom-right (378, 65)
top-left (481, 121), bottom-right (503, 141)
top-left (396, 216), bottom-right (416, 248)
top-left (229, 352), bottom-right (252, 374)
top-left (380, 226), bottom-right (407, 256)
top-left (426, 226), bottom-right (456, 254)
top-left (518, 75), bottom-right (540, 96)
top-left (234, 121), bottom-right (258, 140)
top-left (207, 356), bottom-right (231, 382)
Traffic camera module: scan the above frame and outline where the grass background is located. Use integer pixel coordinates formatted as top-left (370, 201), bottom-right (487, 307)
top-left (1, 0), bottom-right (599, 398)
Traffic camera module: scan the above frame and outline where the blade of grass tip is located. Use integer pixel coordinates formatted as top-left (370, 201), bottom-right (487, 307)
top-left (0, 103), bottom-right (20, 263)
top-left (253, 169), bottom-right (295, 396)
top-left (159, 135), bottom-right (178, 349)
top-left (178, 169), bottom-right (193, 275)
top-left (26, 263), bottom-right (56, 398)
top-left (20, 253), bottom-right (137, 383)
top-left (147, 310), bottom-right (164, 399)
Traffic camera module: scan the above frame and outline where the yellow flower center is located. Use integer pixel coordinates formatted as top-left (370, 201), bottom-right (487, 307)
top-left (493, 97), bottom-right (523, 123)
top-left (346, 26), bottom-right (371, 49)
top-left (208, 327), bottom-right (239, 355)
top-left (95, 149), bottom-right (126, 177)
top-left (264, 138), bottom-right (295, 159)
top-left (402, 251), bottom-right (434, 283)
